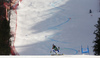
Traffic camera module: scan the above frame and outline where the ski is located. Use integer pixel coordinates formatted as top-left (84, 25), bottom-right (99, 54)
top-left (51, 54), bottom-right (64, 56)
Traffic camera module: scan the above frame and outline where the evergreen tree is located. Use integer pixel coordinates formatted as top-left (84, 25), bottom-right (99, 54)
top-left (0, 0), bottom-right (12, 55)
top-left (93, 18), bottom-right (100, 55)
top-left (0, 19), bottom-right (11, 55)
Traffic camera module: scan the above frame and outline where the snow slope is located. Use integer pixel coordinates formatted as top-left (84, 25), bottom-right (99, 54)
top-left (9, 55), bottom-right (100, 58)
top-left (11, 0), bottom-right (100, 55)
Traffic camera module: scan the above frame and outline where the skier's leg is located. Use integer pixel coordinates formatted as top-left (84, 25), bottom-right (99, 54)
top-left (53, 50), bottom-right (57, 54)
top-left (57, 49), bottom-right (59, 52)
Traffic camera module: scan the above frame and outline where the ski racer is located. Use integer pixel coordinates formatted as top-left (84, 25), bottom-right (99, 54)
top-left (52, 44), bottom-right (60, 54)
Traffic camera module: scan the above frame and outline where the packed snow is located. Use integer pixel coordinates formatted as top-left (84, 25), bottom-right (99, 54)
top-left (10, 0), bottom-right (100, 56)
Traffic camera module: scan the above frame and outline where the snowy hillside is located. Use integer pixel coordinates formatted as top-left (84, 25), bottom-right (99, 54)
top-left (10, 0), bottom-right (100, 55)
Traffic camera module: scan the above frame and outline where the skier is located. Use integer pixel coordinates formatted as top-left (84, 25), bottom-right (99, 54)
top-left (52, 44), bottom-right (60, 54)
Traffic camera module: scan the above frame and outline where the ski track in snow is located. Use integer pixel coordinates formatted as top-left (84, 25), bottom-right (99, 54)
top-left (47, 0), bottom-right (71, 44)
top-left (48, 18), bottom-right (70, 30)
top-left (45, 33), bottom-right (69, 44)
top-left (61, 48), bottom-right (79, 55)
top-left (48, 0), bottom-right (70, 30)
